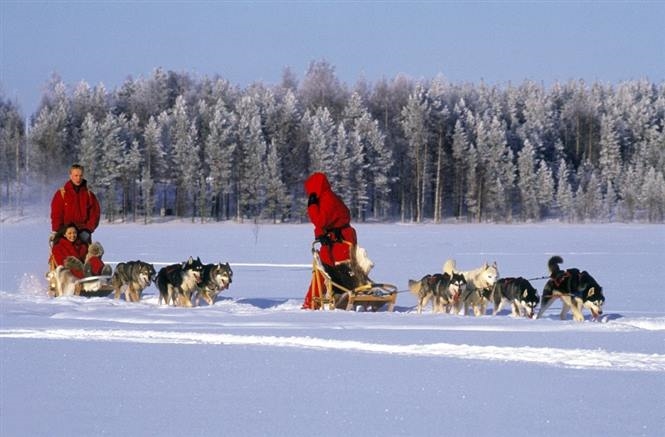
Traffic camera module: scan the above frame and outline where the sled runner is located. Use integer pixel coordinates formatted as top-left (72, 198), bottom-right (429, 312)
top-left (309, 241), bottom-right (398, 311)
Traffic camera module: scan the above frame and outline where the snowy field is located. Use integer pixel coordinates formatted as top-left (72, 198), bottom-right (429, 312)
top-left (1, 217), bottom-right (664, 437)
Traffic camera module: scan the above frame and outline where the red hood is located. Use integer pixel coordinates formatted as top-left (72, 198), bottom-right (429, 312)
top-left (304, 172), bottom-right (331, 197)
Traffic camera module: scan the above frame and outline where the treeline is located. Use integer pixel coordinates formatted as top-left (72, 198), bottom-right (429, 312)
top-left (1, 61), bottom-right (664, 223)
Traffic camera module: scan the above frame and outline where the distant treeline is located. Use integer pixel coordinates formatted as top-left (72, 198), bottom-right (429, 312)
top-left (1, 61), bottom-right (664, 223)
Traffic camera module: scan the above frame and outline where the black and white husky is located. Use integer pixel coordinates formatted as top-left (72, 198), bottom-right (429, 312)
top-left (194, 262), bottom-right (233, 306)
top-left (408, 272), bottom-right (466, 314)
top-left (156, 257), bottom-right (204, 307)
top-left (112, 260), bottom-right (156, 302)
top-left (537, 256), bottom-right (605, 321)
top-left (492, 277), bottom-right (540, 318)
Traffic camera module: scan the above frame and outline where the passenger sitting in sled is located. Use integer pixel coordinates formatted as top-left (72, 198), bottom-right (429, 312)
top-left (302, 172), bottom-right (360, 310)
top-left (51, 224), bottom-right (87, 279)
top-left (51, 224), bottom-right (111, 278)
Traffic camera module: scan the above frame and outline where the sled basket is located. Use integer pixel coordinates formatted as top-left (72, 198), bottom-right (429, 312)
top-left (310, 242), bottom-right (397, 311)
top-left (47, 243), bottom-right (114, 298)
top-left (75, 275), bottom-right (114, 297)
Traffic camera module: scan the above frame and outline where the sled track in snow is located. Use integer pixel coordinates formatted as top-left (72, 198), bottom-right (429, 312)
top-left (2, 328), bottom-right (664, 373)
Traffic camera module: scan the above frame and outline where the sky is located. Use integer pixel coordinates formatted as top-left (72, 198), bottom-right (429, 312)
top-left (1, 1), bottom-right (664, 117)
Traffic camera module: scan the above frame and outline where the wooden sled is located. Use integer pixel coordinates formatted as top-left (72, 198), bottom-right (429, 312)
top-left (47, 248), bottom-right (114, 298)
top-left (309, 242), bottom-right (398, 312)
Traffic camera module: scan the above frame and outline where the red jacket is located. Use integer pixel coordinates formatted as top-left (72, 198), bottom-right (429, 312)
top-left (51, 180), bottom-right (101, 233)
top-left (52, 238), bottom-right (88, 278)
top-left (304, 172), bottom-right (357, 265)
top-left (86, 256), bottom-right (105, 276)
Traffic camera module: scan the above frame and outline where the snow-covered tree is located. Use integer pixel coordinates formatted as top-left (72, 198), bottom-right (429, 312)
top-left (401, 86), bottom-right (430, 222)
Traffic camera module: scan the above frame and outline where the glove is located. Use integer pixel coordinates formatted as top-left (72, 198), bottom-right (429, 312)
top-left (79, 229), bottom-right (92, 244)
top-left (307, 193), bottom-right (318, 207)
top-left (316, 234), bottom-right (332, 246)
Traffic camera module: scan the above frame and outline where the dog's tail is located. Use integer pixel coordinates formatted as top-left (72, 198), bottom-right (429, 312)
top-left (547, 256), bottom-right (564, 275)
top-left (408, 279), bottom-right (422, 295)
top-left (443, 259), bottom-right (456, 275)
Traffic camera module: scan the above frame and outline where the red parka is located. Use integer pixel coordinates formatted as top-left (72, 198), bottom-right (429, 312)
top-left (86, 256), bottom-right (105, 276)
top-left (52, 237), bottom-right (88, 279)
top-left (51, 180), bottom-right (101, 233)
top-left (304, 172), bottom-right (357, 266)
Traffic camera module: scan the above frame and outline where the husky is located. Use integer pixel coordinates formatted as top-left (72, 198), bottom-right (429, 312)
top-left (194, 262), bottom-right (233, 306)
top-left (408, 272), bottom-right (466, 314)
top-left (156, 257), bottom-right (204, 307)
top-left (492, 277), bottom-right (540, 318)
top-left (47, 264), bottom-right (80, 297)
top-left (444, 259), bottom-right (498, 316)
top-left (536, 256), bottom-right (605, 321)
top-left (112, 260), bottom-right (157, 302)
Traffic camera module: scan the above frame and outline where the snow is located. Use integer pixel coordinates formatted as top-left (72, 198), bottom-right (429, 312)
top-left (1, 218), bottom-right (664, 436)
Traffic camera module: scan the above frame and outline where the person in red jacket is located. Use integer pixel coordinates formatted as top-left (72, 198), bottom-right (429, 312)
top-left (302, 172), bottom-right (358, 309)
top-left (51, 224), bottom-right (88, 279)
top-left (50, 164), bottom-right (100, 245)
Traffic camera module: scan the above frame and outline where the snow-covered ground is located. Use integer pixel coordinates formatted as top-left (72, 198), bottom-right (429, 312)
top-left (1, 217), bottom-right (664, 436)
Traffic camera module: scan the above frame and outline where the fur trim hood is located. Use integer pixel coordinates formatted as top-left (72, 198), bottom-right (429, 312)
top-left (87, 242), bottom-right (104, 258)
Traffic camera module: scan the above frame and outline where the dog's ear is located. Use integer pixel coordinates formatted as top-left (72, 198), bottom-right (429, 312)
top-left (588, 287), bottom-right (596, 297)
top-left (522, 289), bottom-right (528, 298)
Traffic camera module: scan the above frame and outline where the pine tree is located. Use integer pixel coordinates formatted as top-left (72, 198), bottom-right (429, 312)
top-left (78, 114), bottom-right (101, 187)
top-left (235, 94), bottom-right (268, 220)
top-left (555, 159), bottom-right (575, 222)
top-left (305, 107), bottom-right (337, 179)
top-left (400, 86), bottom-right (430, 222)
top-left (517, 140), bottom-right (539, 221)
top-left (598, 114), bottom-right (622, 192)
top-left (171, 95), bottom-right (200, 219)
top-left (205, 100), bottom-right (236, 220)
top-left (263, 140), bottom-right (290, 222)
top-left (641, 167), bottom-right (665, 222)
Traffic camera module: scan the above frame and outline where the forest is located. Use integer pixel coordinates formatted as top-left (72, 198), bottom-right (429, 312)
top-left (1, 60), bottom-right (664, 223)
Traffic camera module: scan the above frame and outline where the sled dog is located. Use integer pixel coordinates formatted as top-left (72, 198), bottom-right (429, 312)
top-left (112, 260), bottom-right (157, 302)
top-left (156, 257), bottom-right (204, 307)
top-left (194, 262), bottom-right (233, 306)
top-left (47, 264), bottom-right (80, 297)
top-left (444, 259), bottom-right (498, 316)
top-left (536, 256), bottom-right (605, 321)
top-left (409, 272), bottom-right (466, 314)
top-left (492, 277), bottom-right (540, 318)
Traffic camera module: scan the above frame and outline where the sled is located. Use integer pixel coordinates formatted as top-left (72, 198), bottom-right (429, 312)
top-left (309, 241), bottom-right (398, 312)
top-left (46, 246), bottom-right (114, 298)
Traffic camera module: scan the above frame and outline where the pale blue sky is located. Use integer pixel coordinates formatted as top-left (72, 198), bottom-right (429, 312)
top-left (2, 1), bottom-right (664, 116)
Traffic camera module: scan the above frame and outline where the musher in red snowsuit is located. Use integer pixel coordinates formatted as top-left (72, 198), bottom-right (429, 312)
top-left (50, 164), bottom-right (101, 245)
top-left (302, 172), bottom-right (358, 309)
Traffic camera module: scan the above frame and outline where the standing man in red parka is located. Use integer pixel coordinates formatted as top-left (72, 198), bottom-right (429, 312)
top-left (50, 164), bottom-right (101, 245)
top-left (302, 172), bottom-right (358, 309)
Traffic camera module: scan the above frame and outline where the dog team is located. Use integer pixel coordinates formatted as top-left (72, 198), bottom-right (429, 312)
top-left (48, 165), bottom-right (603, 319)
top-left (408, 255), bottom-right (605, 321)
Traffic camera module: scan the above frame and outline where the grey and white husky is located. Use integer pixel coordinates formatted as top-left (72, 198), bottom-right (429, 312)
top-left (194, 262), bottom-right (233, 306)
top-left (112, 260), bottom-right (156, 302)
